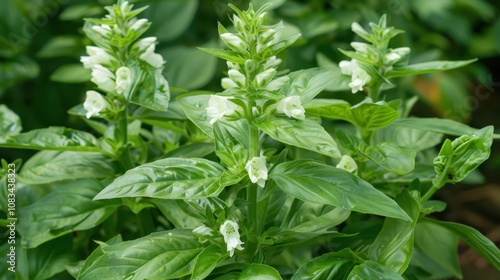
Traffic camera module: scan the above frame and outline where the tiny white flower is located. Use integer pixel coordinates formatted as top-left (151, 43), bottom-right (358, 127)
top-left (115, 66), bottom-right (132, 95)
top-left (220, 33), bottom-right (246, 52)
top-left (221, 77), bottom-right (238, 89)
top-left (350, 42), bottom-right (370, 54)
top-left (265, 76), bottom-right (289, 92)
top-left (206, 95), bottom-right (237, 125)
top-left (277, 96), bottom-right (305, 120)
top-left (245, 156), bottom-right (268, 188)
top-left (193, 225), bottom-right (213, 236)
top-left (139, 44), bottom-right (165, 68)
top-left (83, 90), bottom-right (108, 119)
top-left (385, 52), bottom-right (401, 64)
top-left (131, 37), bottom-right (157, 54)
top-left (336, 155), bottom-right (358, 174)
top-left (219, 220), bottom-right (244, 257)
top-left (129, 18), bottom-right (149, 32)
top-left (226, 61), bottom-right (240, 70)
top-left (92, 24), bottom-right (112, 38)
top-left (339, 60), bottom-right (356, 76)
top-left (349, 67), bottom-right (371, 94)
top-left (255, 68), bottom-right (276, 88)
top-left (91, 65), bottom-right (116, 93)
top-left (228, 69), bottom-right (246, 87)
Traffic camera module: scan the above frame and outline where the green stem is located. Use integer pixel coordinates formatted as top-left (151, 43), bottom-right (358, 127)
top-left (367, 79), bottom-right (383, 101)
top-left (119, 108), bottom-right (134, 170)
top-left (421, 165), bottom-right (449, 203)
top-left (136, 209), bottom-right (155, 236)
top-left (246, 97), bottom-right (260, 260)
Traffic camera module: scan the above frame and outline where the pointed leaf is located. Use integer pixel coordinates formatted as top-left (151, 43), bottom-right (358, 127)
top-left (351, 103), bottom-right (398, 130)
top-left (198, 47), bottom-right (246, 64)
top-left (347, 261), bottom-right (404, 280)
top-left (281, 68), bottom-right (338, 102)
top-left (0, 104), bottom-right (22, 137)
top-left (94, 158), bottom-right (224, 200)
top-left (17, 179), bottom-right (121, 248)
top-left (79, 230), bottom-right (203, 280)
top-left (255, 117), bottom-right (341, 158)
top-left (303, 99), bottom-right (354, 123)
top-left (239, 264), bottom-right (283, 280)
top-left (178, 94), bottom-right (214, 138)
top-left (360, 142), bottom-right (416, 174)
top-left (191, 245), bottom-right (228, 280)
top-left (386, 59), bottom-right (477, 78)
top-left (270, 160), bottom-right (411, 221)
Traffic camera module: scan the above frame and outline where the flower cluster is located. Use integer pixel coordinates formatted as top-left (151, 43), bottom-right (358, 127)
top-left (80, 0), bottom-right (169, 119)
top-left (339, 15), bottom-right (410, 95)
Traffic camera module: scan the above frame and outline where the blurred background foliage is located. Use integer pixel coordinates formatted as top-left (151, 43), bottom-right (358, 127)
top-left (1, 0), bottom-right (499, 277)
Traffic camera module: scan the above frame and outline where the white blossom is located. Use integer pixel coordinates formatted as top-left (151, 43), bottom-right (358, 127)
top-left (336, 155), bottom-right (358, 174)
top-left (228, 69), bottom-right (246, 87)
top-left (255, 68), bottom-right (276, 88)
top-left (206, 95), bottom-right (237, 125)
top-left (139, 44), bottom-right (165, 68)
top-left (129, 18), bottom-right (149, 32)
top-left (81, 46), bottom-right (116, 69)
top-left (83, 90), bottom-right (108, 119)
top-left (91, 65), bottom-right (116, 93)
top-left (220, 33), bottom-right (246, 52)
top-left (115, 66), bottom-right (132, 95)
top-left (277, 96), bottom-right (305, 120)
top-left (339, 60), bottom-right (371, 94)
top-left (131, 37), bottom-right (157, 54)
top-left (245, 156), bottom-right (268, 188)
top-left (92, 24), bottom-right (112, 38)
top-left (221, 77), bottom-right (238, 89)
top-left (219, 220), bottom-right (244, 257)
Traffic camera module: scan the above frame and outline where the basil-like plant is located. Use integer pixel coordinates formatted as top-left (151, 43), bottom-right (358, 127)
top-left (0, 1), bottom-right (499, 279)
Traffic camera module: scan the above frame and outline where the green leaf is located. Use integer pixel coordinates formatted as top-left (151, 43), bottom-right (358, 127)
top-left (426, 219), bottom-right (500, 271)
top-left (178, 94), bottom-right (214, 138)
top-left (411, 220), bottom-right (462, 279)
top-left (369, 189), bottom-right (421, 274)
top-left (0, 56), bottom-right (39, 95)
top-left (270, 160), bottom-right (411, 221)
top-left (434, 126), bottom-right (493, 184)
top-left (0, 104), bottom-right (22, 137)
top-left (78, 235), bottom-right (123, 278)
top-left (213, 121), bottom-right (248, 167)
top-left (165, 142), bottom-right (214, 159)
top-left (94, 158), bottom-right (224, 200)
top-left (255, 117), bottom-right (341, 159)
top-left (291, 248), bottom-right (364, 280)
top-left (50, 64), bottom-right (91, 83)
top-left (386, 59), bottom-right (477, 78)
top-left (239, 264), bottom-right (283, 280)
top-left (153, 199), bottom-right (204, 229)
top-left (79, 230), bottom-right (203, 280)
top-left (0, 127), bottom-right (99, 151)
top-left (360, 142), bottom-right (416, 174)
top-left (18, 179), bottom-right (120, 248)
top-left (130, 68), bottom-right (170, 111)
top-left (281, 68), bottom-right (338, 102)
top-left (142, 0), bottom-right (198, 42)
top-left (27, 235), bottom-right (76, 280)
top-left (348, 261), bottom-right (404, 280)
top-left (391, 118), bottom-right (479, 136)
top-left (350, 102), bottom-right (399, 130)
top-left (374, 125), bottom-right (443, 152)
top-left (303, 99), bottom-right (354, 123)
top-left (19, 151), bottom-right (117, 184)
top-left (198, 48), bottom-right (246, 64)
top-left (160, 45), bottom-right (217, 90)
top-left (191, 245), bottom-right (228, 280)
top-left (37, 36), bottom-right (83, 58)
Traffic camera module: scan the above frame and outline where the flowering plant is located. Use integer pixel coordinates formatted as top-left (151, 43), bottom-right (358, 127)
top-left (0, 1), bottom-right (499, 279)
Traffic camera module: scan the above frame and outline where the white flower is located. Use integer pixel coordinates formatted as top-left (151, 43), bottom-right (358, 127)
top-left (385, 52), bottom-right (401, 64)
top-left (336, 155), bottom-right (358, 174)
top-left (81, 46), bottom-right (116, 69)
top-left (245, 156), bottom-right (268, 188)
top-left (206, 95), bottom-right (237, 125)
top-left (228, 69), bottom-right (246, 87)
top-left (83, 90), bottom-right (108, 118)
top-left (115, 66), bottom-right (132, 95)
top-left (277, 96), bottom-right (305, 120)
top-left (350, 42), bottom-right (370, 54)
top-left (139, 44), bottom-right (165, 68)
top-left (219, 220), bottom-right (244, 257)
top-left (131, 37), bottom-right (157, 54)
top-left (221, 77), bottom-right (238, 89)
top-left (129, 18), bottom-right (149, 32)
top-left (339, 60), bottom-right (371, 94)
top-left (92, 24), bottom-right (112, 38)
top-left (193, 225), bottom-right (213, 236)
top-left (91, 65), bottom-right (116, 93)
top-left (266, 76), bottom-right (289, 92)
top-left (349, 67), bottom-right (371, 94)
top-left (255, 68), bottom-right (276, 88)
top-left (220, 33), bottom-right (246, 52)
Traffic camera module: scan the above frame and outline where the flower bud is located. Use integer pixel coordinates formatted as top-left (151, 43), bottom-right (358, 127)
top-left (83, 90), bottom-right (109, 118)
top-left (336, 155), bottom-right (358, 174)
top-left (255, 68), bottom-right (276, 88)
top-left (243, 59), bottom-right (256, 74)
top-left (385, 52), bottom-right (401, 64)
top-left (228, 69), bottom-right (246, 88)
top-left (219, 220), bottom-right (244, 257)
top-left (81, 46), bottom-right (117, 69)
top-left (129, 18), bottom-right (149, 32)
top-left (263, 56), bottom-right (282, 70)
top-left (92, 24), bottom-right (112, 38)
top-left (131, 37), bottom-right (157, 55)
top-left (350, 42), bottom-right (370, 54)
top-left (245, 156), bottom-right (268, 188)
top-left (227, 61), bottom-right (240, 70)
top-left (220, 33), bottom-right (246, 53)
top-left (221, 77), bottom-right (238, 89)
top-left (259, 29), bottom-right (276, 45)
top-left (91, 65), bottom-right (116, 93)
top-left (339, 60), bottom-right (356, 76)
top-left (193, 225), bottom-right (213, 236)
top-left (139, 44), bottom-right (165, 68)
top-left (233, 15), bottom-right (245, 32)
top-left (115, 66), bottom-right (132, 95)
top-left (206, 95), bottom-right (237, 125)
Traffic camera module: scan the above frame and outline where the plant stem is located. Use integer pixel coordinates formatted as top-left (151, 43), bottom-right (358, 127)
top-left (119, 107), bottom-right (134, 170)
top-left (246, 97), bottom-right (259, 259)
